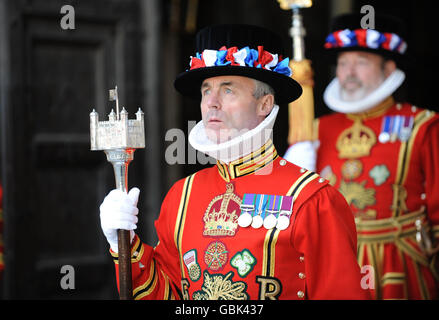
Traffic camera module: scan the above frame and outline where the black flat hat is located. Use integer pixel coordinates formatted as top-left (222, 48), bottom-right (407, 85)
top-left (324, 13), bottom-right (409, 69)
top-left (174, 24), bottom-right (302, 104)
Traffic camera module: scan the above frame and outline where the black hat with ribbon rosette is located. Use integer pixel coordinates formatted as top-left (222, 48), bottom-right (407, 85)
top-left (174, 24), bottom-right (302, 104)
top-left (324, 13), bottom-right (410, 70)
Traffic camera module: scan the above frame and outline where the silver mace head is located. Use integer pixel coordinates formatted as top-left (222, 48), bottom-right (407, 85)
top-left (89, 86), bottom-right (145, 191)
top-left (277, 0), bottom-right (313, 62)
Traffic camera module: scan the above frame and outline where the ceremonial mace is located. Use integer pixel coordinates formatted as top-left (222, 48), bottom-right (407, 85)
top-left (90, 86), bottom-right (145, 299)
top-left (278, 0), bottom-right (315, 144)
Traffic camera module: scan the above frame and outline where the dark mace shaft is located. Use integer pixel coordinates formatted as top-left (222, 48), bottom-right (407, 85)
top-left (105, 148), bottom-right (135, 300)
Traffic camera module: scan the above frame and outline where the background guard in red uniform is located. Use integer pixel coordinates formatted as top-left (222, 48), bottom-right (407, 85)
top-left (284, 13), bottom-right (439, 299)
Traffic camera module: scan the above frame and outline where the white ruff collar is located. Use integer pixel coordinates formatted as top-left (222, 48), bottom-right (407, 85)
top-left (189, 105), bottom-right (279, 163)
top-left (323, 69), bottom-right (405, 114)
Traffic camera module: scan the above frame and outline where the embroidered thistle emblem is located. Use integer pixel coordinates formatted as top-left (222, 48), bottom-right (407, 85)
top-left (320, 165), bottom-right (337, 186)
top-left (192, 271), bottom-right (249, 300)
top-left (183, 249), bottom-right (201, 282)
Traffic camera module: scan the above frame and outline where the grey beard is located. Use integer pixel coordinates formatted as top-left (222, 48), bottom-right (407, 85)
top-left (339, 86), bottom-right (369, 101)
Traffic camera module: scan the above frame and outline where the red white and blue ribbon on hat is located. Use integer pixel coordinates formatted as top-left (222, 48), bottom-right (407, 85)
top-left (188, 45), bottom-right (292, 77)
top-left (324, 29), bottom-right (407, 54)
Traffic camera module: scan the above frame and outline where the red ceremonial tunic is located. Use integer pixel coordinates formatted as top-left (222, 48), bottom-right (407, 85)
top-left (316, 97), bottom-right (439, 299)
top-left (112, 140), bottom-right (370, 300)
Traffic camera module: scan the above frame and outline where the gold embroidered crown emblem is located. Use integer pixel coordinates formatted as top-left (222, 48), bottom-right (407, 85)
top-left (336, 120), bottom-right (377, 159)
top-left (203, 183), bottom-right (241, 237)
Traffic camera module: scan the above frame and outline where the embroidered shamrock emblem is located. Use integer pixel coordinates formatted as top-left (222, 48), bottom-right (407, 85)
top-left (230, 249), bottom-right (256, 278)
top-left (369, 164), bottom-right (390, 186)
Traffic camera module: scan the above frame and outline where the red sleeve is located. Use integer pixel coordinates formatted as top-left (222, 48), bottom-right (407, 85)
top-left (292, 185), bottom-right (371, 299)
top-left (112, 179), bottom-right (185, 300)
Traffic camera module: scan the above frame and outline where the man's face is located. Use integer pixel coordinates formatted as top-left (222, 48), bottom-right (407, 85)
top-left (336, 51), bottom-right (387, 101)
top-left (200, 75), bottom-right (270, 143)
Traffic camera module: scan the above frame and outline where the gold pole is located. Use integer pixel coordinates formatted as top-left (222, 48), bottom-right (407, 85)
top-left (277, 0), bottom-right (315, 145)
top-left (288, 59), bottom-right (315, 144)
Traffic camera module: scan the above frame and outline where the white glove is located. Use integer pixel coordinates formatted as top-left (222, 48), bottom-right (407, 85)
top-left (99, 187), bottom-right (140, 253)
top-left (283, 140), bottom-right (320, 172)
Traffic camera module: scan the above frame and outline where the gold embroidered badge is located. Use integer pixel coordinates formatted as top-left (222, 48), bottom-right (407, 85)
top-left (192, 271), bottom-right (249, 300)
top-left (336, 119), bottom-right (376, 159)
top-left (339, 180), bottom-right (376, 210)
top-left (203, 183), bottom-right (241, 237)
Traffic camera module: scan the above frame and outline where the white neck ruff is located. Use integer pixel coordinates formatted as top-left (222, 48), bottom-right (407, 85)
top-left (323, 69), bottom-right (405, 114)
top-left (189, 105), bottom-right (279, 164)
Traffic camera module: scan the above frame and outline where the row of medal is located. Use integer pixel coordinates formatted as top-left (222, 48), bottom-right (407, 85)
top-left (378, 115), bottom-right (414, 143)
top-left (238, 193), bottom-right (294, 231)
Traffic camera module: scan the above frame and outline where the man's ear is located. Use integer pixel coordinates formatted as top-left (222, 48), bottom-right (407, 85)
top-left (384, 59), bottom-right (397, 78)
top-left (257, 94), bottom-right (274, 117)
